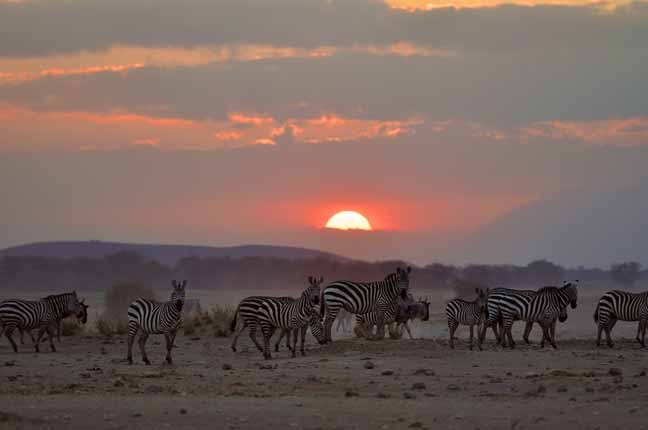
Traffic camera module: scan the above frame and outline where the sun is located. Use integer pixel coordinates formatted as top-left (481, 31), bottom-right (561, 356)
top-left (325, 211), bottom-right (373, 231)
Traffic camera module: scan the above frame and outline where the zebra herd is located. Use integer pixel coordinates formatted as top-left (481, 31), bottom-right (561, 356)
top-left (2, 269), bottom-right (648, 364)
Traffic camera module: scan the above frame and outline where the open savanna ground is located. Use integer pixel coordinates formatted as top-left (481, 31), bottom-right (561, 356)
top-left (2, 323), bottom-right (648, 430)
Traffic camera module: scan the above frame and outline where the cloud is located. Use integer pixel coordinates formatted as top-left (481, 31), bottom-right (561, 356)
top-left (386, 0), bottom-right (633, 11)
top-left (522, 117), bottom-right (648, 145)
top-left (1, 1), bottom-right (647, 57)
top-left (0, 104), bottom-right (425, 151)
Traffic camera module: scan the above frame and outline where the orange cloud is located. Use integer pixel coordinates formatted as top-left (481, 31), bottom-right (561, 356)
top-left (0, 43), bottom-right (454, 86)
top-left (385, 0), bottom-right (631, 11)
top-left (0, 104), bottom-right (423, 151)
top-left (521, 117), bottom-right (648, 146)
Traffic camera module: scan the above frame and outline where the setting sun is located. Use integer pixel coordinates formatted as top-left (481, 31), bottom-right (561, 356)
top-left (325, 211), bottom-right (373, 231)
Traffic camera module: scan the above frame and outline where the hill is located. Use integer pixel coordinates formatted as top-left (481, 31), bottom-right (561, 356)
top-left (0, 241), bottom-right (350, 265)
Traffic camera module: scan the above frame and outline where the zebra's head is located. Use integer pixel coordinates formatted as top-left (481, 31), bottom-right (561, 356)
top-left (309, 306), bottom-right (326, 345)
top-left (306, 276), bottom-right (324, 306)
top-left (396, 266), bottom-right (412, 298)
top-left (562, 280), bottom-right (579, 309)
top-left (558, 306), bottom-right (568, 323)
top-left (171, 280), bottom-right (187, 310)
top-left (476, 288), bottom-right (489, 314)
top-left (76, 298), bottom-right (89, 324)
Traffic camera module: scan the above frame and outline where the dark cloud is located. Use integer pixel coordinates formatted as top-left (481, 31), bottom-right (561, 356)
top-left (1, 1), bottom-right (648, 56)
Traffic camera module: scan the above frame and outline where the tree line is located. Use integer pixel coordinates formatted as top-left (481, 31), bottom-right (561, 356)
top-left (0, 251), bottom-right (644, 293)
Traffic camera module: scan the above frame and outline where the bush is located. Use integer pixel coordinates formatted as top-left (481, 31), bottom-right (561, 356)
top-left (61, 318), bottom-right (85, 336)
top-left (211, 305), bottom-right (236, 337)
top-left (97, 282), bottom-right (156, 336)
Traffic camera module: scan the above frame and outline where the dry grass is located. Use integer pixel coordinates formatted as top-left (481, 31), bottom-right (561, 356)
top-left (181, 306), bottom-right (236, 337)
top-left (60, 319), bottom-right (85, 336)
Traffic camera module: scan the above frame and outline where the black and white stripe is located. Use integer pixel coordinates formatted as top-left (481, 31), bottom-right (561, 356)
top-left (0, 291), bottom-right (82, 353)
top-left (126, 280), bottom-right (186, 365)
top-left (446, 288), bottom-right (488, 350)
top-left (275, 305), bottom-right (325, 352)
top-left (485, 282), bottom-right (578, 349)
top-left (230, 296), bottom-right (293, 352)
top-left (353, 295), bottom-right (403, 339)
top-left (258, 276), bottom-right (323, 359)
top-left (321, 266), bottom-right (412, 342)
top-left (595, 290), bottom-right (648, 348)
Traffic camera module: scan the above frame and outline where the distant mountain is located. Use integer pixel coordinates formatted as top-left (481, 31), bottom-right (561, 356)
top-left (447, 181), bottom-right (648, 267)
top-left (0, 241), bottom-right (350, 265)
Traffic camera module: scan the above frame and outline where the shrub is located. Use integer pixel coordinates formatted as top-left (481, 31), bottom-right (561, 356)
top-left (96, 282), bottom-right (156, 336)
top-left (211, 305), bottom-right (236, 337)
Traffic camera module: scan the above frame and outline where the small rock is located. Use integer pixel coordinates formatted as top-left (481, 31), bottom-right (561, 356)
top-left (364, 361), bottom-right (375, 370)
top-left (636, 370), bottom-right (646, 377)
top-left (179, 408), bottom-right (188, 415)
top-left (403, 392), bottom-right (416, 399)
top-left (411, 382), bottom-right (426, 390)
top-left (557, 386), bottom-right (568, 393)
top-left (345, 390), bottom-right (359, 398)
top-left (375, 392), bottom-right (390, 399)
top-left (132, 412), bottom-right (142, 418)
top-left (113, 379), bottom-right (125, 387)
top-left (585, 386), bottom-right (594, 393)
top-left (489, 377), bottom-right (503, 383)
top-left (409, 422), bottom-right (423, 428)
top-left (381, 370), bottom-right (394, 376)
top-left (446, 384), bottom-right (460, 391)
top-left (413, 369), bottom-right (434, 376)
top-left (222, 363), bottom-right (232, 370)
top-left (628, 406), bottom-right (639, 414)
top-left (608, 368), bottom-right (623, 377)
top-left (4, 361), bottom-right (16, 367)
top-left (537, 385), bottom-right (546, 394)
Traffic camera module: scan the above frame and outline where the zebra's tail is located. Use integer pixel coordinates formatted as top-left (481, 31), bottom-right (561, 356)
top-left (229, 306), bottom-right (239, 333)
top-left (593, 304), bottom-right (599, 323)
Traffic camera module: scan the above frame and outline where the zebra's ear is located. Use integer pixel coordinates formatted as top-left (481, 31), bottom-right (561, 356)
top-left (182, 280), bottom-right (187, 288)
top-left (172, 280), bottom-right (177, 288)
top-left (319, 276), bottom-right (323, 284)
top-left (396, 267), bottom-right (402, 274)
top-left (406, 266), bottom-right (412, 274)
top-left (308, 276), bottom-right (313, 284)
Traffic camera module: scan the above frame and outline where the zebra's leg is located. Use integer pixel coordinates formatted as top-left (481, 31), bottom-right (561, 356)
top-left (57, 319), bottom-right (62, 343)
top-left (4, 326), bottom-right (19, 353)
top-left (126, 321), bottom-right (138, 364)
top-left (448, 319), bottom-right (458, 349)
top-left (641, 320), bottom-right (647, 348)
top-left (636, 320), bottom-right (646, 348)
top-left (596, 321), bottom-right (604, 347)
top-left (230, 319), bottom-right (248, 352)
top-left (300, 325), bottom-right (307, 356)
top-left (469, 324), bottom-right (475, 350)
top-left (605, 318), bottom-right (615, 348)
top-left (404, 322), bottom-right (414, 340)
top-left (45, 323), bottom-right (57, 352)
top-left (263, 326), bottom-right (276, 360)
top-left (523, 321), bottom-right (533, 344)
top-left (275, 329), bottom-right (289, 352)
top-left (164, 331), bottom-right (176, 365)
top-left (248, 322), bottom-right (264, 352)
top-left (19, 327), bottom-right (24, 345)
top-left (323, 305), bottom-right (340, 343)
top-left (138, 331), bottom-right (151, 365)
top-left (502, 318), bottom-right (515, 349)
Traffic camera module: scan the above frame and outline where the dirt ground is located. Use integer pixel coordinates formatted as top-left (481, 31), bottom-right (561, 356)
top-left (2, 324), bottom-right (648, 430)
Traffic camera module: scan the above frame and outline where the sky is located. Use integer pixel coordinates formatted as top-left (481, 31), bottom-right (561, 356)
top-left (1, 0), bottom-right (647, 267)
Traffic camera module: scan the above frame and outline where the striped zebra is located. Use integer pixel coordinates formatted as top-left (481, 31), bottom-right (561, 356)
top-left (484, 282), bottom-right (578, 349)
top-left (257, 276), bottom-right (323, 359)
top-left (0, 291), bottom-right (83, 353)
top-left (594, 290), bottom-right (648, 348)
top-left (126, 280), bottom-right (186, 365)
top-left (230, 297), bottom-right (324, 352)
top-left (353, 295), bottom-right (406, 339)
top-left (321, 266), bottom-right (412, 343)
top-left (274, 305), bottom-right (325, 352)
top-left (480, 287), bottom-right (569, 347)
top-left (446, 288), bottom-right (488, 350)
top-left (17, 297), bottom-right (89, 345)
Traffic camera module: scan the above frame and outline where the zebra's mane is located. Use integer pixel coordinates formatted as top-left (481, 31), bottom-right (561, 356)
top-left (42, 292), bottom-right (77, 301)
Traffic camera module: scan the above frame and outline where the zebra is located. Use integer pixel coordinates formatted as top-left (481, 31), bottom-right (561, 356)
top-left (126, 280), bottom-right (186, 365)
top-left (480, 286), bottom-right (570, 347)
top-left (17, 297), bottom-right (90, 345)
top-left (230, 296), bottom-right (293, 352)
top-left (0, 291), bottom-right (83, 353)
top-left (230, 297), bottom-right (325, 352)
top-left (446, 288), bottom-right (488, 350)
top-left (274, 305), bottom-right (326, 352)
top-left (594, 290), bottom-right (648, 348)
top-left (257, 276), bottom-right (323, 359)
top-left (486, 282), bottom-right (578, 349)
top-left (321, 266), bottom-right (412, 343)
top-left (353, 294), bottom-right (407, 339)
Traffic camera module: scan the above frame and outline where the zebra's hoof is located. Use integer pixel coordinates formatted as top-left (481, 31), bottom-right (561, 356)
top-left (231, 346), bottom-right (236, 352)
top-left (143, 359), bottom-right (151, 365)
top-left (50, 346), bottom-right (56, 353)
top-left (127, 358), bottom-right (133, 365)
